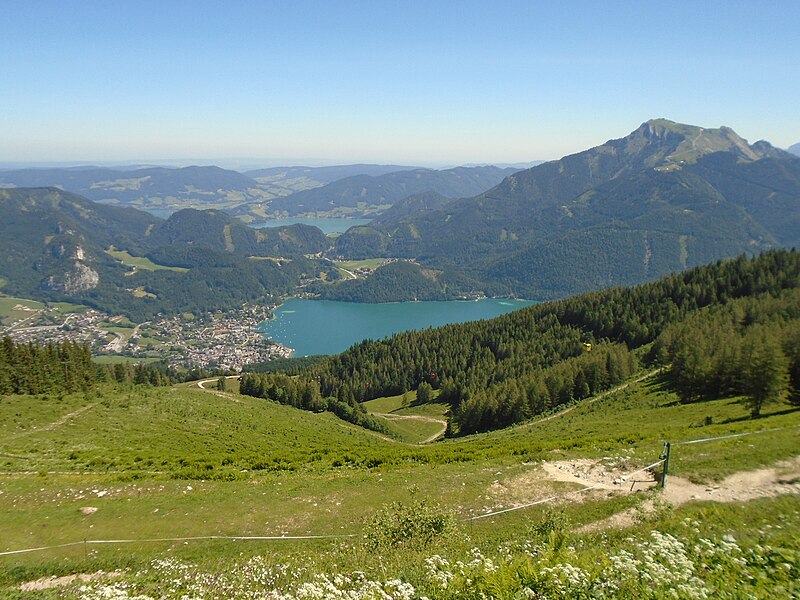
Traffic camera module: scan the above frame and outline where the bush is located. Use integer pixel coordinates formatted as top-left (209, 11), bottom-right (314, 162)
top-left (363, 495), bottom-right (456, 549)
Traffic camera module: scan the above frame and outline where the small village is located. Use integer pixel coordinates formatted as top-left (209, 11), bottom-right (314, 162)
top-left (134, 306), bottom-right (292, 370)
top-left (1, 301), bottom-right (292, 371)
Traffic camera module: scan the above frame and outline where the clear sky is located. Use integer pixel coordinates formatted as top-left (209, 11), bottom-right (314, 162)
top-left (2, 1), bottom-right (798, 167)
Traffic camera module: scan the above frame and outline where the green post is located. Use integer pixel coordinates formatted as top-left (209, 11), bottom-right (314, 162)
top-left (659, 442), bottom-right (671, 489)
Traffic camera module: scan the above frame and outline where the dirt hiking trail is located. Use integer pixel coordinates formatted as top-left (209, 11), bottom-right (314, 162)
top-left (539, 455), bottom-right (800, 532)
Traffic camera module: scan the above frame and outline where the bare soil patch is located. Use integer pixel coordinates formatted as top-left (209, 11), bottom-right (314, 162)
top-left (541, 455), bottom-right (800, 533)
top-left (663, 455), bottom-right (800, 506)
top-left (20, 570), bottom-right (122, 592)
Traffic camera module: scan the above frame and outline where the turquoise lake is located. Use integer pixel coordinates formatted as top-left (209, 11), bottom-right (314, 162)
top-left (257, 298), bottom-right (535, 356)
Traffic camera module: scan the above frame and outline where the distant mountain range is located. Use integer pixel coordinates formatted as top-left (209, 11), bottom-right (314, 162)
top-left (0, 165), bottom-right (266, 214)
top-left (243, 164), bottom-right (419, 185)
top-left (228, 165), bottom-right (519, 221)
top-left (333, 119), bottom-right (800, 299)
top-left (789, 143), bottom-right (800, 157)
top-left (0, 163), bottom-right (512, 220)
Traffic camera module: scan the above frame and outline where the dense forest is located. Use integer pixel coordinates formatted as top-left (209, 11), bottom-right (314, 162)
top-left (0, 337), bottom-right (207, 395)
top-left (239, 250), bottom-right (800, 434)
top-left (0, 337), bottom-right (95, 395)
top-left (654, 287), bottom-right (800, 416)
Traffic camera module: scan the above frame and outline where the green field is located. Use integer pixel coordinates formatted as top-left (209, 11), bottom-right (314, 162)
top-left (0, 296), bottom-right (45, 325)
top-left (105, 248), bottom-right (188, 272)
top-left (364, 392), bottom-right (449, 443)
top-left (0, 297), bottom-right (89, 327)
top-left (334, 258), bottom-right (387, 271)
top-left (92, 355), bottom-right (163, 365)
top-left (1, 374), bottom-right (798, 597)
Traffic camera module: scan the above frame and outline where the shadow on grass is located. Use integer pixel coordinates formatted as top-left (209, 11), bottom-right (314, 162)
top-left (720, 405), bottom-right (800, 425)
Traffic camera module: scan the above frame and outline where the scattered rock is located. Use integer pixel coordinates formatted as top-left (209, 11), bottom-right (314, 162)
top-left (80, 506), bottom-right (98, 515)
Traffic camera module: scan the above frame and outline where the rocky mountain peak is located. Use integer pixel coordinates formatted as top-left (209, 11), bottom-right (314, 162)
top-left (621, 119), bottom-right (770, 168)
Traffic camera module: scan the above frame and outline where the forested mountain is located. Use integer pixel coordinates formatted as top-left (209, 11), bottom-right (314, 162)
top-left (312, 261), bottom-right (453, 302)
top-left (241, 250), bottom-right (800, 434)
top-left (371, 191), bottom-right (453, 224)
top-left (146, 208), bottom-right (330, 257)
top-left (230, 165), bottom-right (518, 219)
top-left (0, 187), bottom-right (159, 297)
top-left (334, 120), bottom-right (800, 299)
top-left (0, 188), bottom-right (338, 319)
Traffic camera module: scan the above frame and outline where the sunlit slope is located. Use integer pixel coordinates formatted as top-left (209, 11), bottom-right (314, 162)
top-left (0, 386), bottom-right (393, 476)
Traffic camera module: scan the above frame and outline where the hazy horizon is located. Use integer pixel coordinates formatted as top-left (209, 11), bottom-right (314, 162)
top-left (0, 157), bottom-right (543, 172)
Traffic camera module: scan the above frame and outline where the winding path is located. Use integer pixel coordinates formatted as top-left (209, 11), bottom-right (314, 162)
top-left (370, 412), bottom-right (448, 444)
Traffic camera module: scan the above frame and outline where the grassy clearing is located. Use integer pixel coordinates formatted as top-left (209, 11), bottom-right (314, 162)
top-left (91, 356), bottom-right (162, 365)
top-left (364, 392), bottom-right (449, 442)
top-left (105, 249), bottom-right (188, 273)
top-left (363, 391), bottom-right (448, 418)
top-left (334, 259), bottom-right (386, 271)
top-left (376, 414), bottom-right (445, 444)
top-left (0, 297), bottom-right (45, 325)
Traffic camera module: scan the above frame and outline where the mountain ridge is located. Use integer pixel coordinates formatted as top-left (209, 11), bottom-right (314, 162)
top-left (333, 119), bottom-right (800, 299)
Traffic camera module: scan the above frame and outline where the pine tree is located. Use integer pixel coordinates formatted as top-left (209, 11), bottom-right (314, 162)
top-left (739, 327), bottom-right (789, 418)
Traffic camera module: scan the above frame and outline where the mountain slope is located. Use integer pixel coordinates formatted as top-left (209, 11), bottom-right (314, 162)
top-left (0, 187), bottom-right (159, 296)
top-left (334, 119), bottom-right (800, 299)
top-left (146, 208), bottom-right (331, 257)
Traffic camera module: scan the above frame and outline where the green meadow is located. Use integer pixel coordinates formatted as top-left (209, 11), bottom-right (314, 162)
top-left (1, 373), bottom-right (798, 597)
top-left (105, 249), bottom-right (188, 273)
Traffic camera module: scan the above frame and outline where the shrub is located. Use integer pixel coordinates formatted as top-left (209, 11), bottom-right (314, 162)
top-left (363, 495), bottom-right (456, 550)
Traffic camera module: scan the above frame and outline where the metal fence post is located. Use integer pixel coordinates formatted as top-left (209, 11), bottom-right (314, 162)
top-left (659, 442), bottom-right (671, 489)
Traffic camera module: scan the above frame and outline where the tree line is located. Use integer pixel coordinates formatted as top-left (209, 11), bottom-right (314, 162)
top-left (0, 336), bottom-right (197, 395)
top-left (654, 287), bottom-right (800, 416)
top-left (239, 372), bottom-right (389, 434)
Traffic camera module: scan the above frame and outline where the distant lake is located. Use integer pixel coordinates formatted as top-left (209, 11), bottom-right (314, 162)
top-left (257, 298), bottom-right (535, 356)
top-left (142, 211), bottom-right (371, 233)
top-left (252, 217), bottom-right (372, 235)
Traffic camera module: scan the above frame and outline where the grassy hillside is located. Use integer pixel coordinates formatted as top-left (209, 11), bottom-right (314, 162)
top-left (1, 374), bottom-right (798, 597)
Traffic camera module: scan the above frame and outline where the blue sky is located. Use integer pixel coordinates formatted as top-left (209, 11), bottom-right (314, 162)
top-left (2, 1), bottom-right (798, 166)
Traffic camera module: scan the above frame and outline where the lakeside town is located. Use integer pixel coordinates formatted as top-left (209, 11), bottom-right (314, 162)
top-left (1, 300), bottom-right (292, 371)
